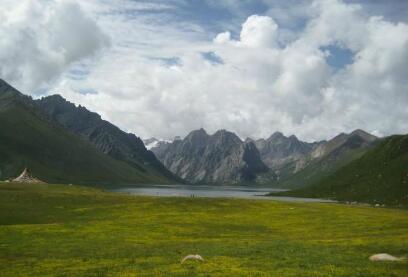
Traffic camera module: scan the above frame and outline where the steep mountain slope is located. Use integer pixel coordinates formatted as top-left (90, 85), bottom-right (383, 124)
top-left (251, 132), bottom-right (323, 179)
top-left (35, 94), bottom-right (181, 183)
top-left (0, 79), bottom-right (172, 185)
top-left (151, 129), bottom-right (269, 184)
top-left (276, 130), bottom-right (378, 188)
top-left (279, 135), bottom-right (408, 205)
top-left (310, 129), bottom-right (377, 159)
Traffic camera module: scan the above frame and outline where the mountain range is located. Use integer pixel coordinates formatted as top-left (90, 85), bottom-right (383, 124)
top-left (147, 128), bottom-right (408, 205)
top-left (1, 78), bottom-right (406, 205)
top-left (148, 128), bottom-right (379, 188)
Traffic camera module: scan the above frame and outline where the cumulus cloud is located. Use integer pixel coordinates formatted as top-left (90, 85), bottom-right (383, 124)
top-left (1, 0), bottom-right (407, 141)
top-left (215, 15), bottom-right (279, 48)
top-left (0, 0), bottom-right (109, 93)
top-left (240, 15), bottom-right (279, 48)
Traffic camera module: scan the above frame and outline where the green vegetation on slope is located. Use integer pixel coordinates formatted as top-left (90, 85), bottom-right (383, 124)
top-left (276, 131), bottom-right (377, 189)
top-left (0, 182), bottom-right (407, 276)
top-left (277, 135), bottom-right (408, 206)
top-left (277, 146), bottom-right (368, 189)
top-left (0, 102), bottom-right (170, 185)
top-left (35, 94), bottom-right (182, 184)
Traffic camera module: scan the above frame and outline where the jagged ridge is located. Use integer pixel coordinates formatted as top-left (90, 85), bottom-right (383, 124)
top-left (152, 129), bottom-right (269, 184)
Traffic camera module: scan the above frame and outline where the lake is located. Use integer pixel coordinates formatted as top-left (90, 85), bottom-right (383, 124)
top-left (111, 184), bottom-right (335, 203)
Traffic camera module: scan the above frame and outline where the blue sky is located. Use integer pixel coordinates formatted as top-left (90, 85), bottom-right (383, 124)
top-left (1, 0), bottom-right (407, 141)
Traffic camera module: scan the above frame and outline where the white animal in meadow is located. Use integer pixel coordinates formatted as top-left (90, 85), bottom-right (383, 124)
top-left (181, 254), bottom-right (204, 264)
top-left (369, 253), bottom-right (405, 262)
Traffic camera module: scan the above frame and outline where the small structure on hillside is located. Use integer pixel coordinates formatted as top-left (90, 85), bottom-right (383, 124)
top-left (12, 168), bottom-right (44, 183)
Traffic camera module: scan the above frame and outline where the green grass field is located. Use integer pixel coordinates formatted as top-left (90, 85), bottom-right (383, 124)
top-left (0, 182), bottom-right (407, 276)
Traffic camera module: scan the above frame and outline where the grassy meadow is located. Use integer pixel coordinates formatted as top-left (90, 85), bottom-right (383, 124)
top-left (0, 182), bottom-right (407, 276)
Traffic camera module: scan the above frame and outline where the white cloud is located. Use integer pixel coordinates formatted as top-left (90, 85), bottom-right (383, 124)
top-left (214, 32), bottom-right (231, 44)
top-left (215, 15), bottom-right (279, 48)
top-left (0, 0), bottom-right (109, 92)
top-left (240, 15), bottom-right (278, 48)
top-left (1, 0), bottom-right (407, 141)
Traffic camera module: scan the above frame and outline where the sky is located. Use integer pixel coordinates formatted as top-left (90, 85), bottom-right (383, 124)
top-left (0, 0), bottom-right (407, 142)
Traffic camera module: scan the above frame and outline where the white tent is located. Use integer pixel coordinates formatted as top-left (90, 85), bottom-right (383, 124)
top-left (12, 168), bottom-right (44, 183)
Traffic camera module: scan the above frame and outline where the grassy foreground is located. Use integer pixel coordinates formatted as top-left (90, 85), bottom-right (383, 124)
top-left (0, 183), bottom-right (407, 276)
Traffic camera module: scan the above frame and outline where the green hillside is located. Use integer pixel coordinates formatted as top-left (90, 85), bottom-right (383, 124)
top-left (276, 135), bottom-right (408, 206)
top-left (0, 94), bottom-right (171, 185)
top-left (276, 131), bottom-right (377, 189)
top-left (35, 94), bottom-right (182, 184)
top-left (277, 146), bottom-right (368, 188)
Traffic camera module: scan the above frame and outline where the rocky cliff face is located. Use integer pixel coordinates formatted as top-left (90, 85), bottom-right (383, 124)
top-left (150, 128), bottom-right (377, 185)
top-left (35, 95), bottom-right (181, 183)
top-left (151, 129), bottom-right (269, 184)
top-left (250, 132), bottom-right (323, 176)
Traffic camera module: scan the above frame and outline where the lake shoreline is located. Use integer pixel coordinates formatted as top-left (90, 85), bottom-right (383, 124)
top-left (109, 184), bottom-right (336, 203)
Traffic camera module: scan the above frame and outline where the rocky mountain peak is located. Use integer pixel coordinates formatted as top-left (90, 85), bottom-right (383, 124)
top-left (150, 129), bottom-right (268, 184)
top-left (143, 137), bottom-right (160, 150)
top-left (350, 129), bottom-right (377, 142)
top-left (311, 129), bottom-right (378, 159)
top-left (288, 134), bottom-right (299, 141)
top-left (42, 94), bottom-right (66, 103)
top-left (36, 95), bottom-right (102, 131)
top-left (184, 129), bottom-right (210, 151)
top-left (212, 129), bottom-right (242, 144)
top-left (186, 128), bottom-right (209, 140)
top-left (267, 131), bottom-right (285, 141)
top-left (0, 79), bottom-right (30, 105)
top-left (144, 137), bottom-right (158, 145)
top-left (253, 131), bottom-right (319, 176)
top-left (0, 79), bottom-right (20, 95)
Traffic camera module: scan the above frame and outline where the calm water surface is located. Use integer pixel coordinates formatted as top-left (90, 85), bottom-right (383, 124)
top-left (111, 184), bottom-right (334, 203)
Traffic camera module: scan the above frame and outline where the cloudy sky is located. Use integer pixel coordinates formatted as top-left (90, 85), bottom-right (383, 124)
top-left (1, 0), bottom-right (407, 141)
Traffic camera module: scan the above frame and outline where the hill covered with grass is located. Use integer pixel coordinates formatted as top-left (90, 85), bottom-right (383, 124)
top-left (0, 79), bottom-right (174, 185)
top-left (275, 135), bottom-right (408, 206)
top-left (0, 182), bottom-right (407, 276)
top-left (35, 94), bottom-right (182, 184)
top-left (275, 130), bottom-right (378, 189)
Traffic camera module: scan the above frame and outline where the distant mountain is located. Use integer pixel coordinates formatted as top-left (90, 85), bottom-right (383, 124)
top-left (150, 128), bottom-right (378, 186)
top-left (277, 135), bottom-right (408, 206)
top-left (250, 132), bottom-right (323, 179)
top-left (310, 129), bottom-right (377, 159)
top-left (0, 79), bottom-right (179, 185)
top-left (278, 129), bottom-right (378, 188)
top-left (151, 129), bottom-right (269, 184)
top-left (143, 137), bottom-right (172, 150)
top-left (143, 138), bottom-right (160, 150)
top-left (36, 94), bottom-right (181, 183)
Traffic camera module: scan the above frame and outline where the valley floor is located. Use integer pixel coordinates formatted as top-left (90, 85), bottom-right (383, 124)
top-left (0, 182), bottom-right (407, 276)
